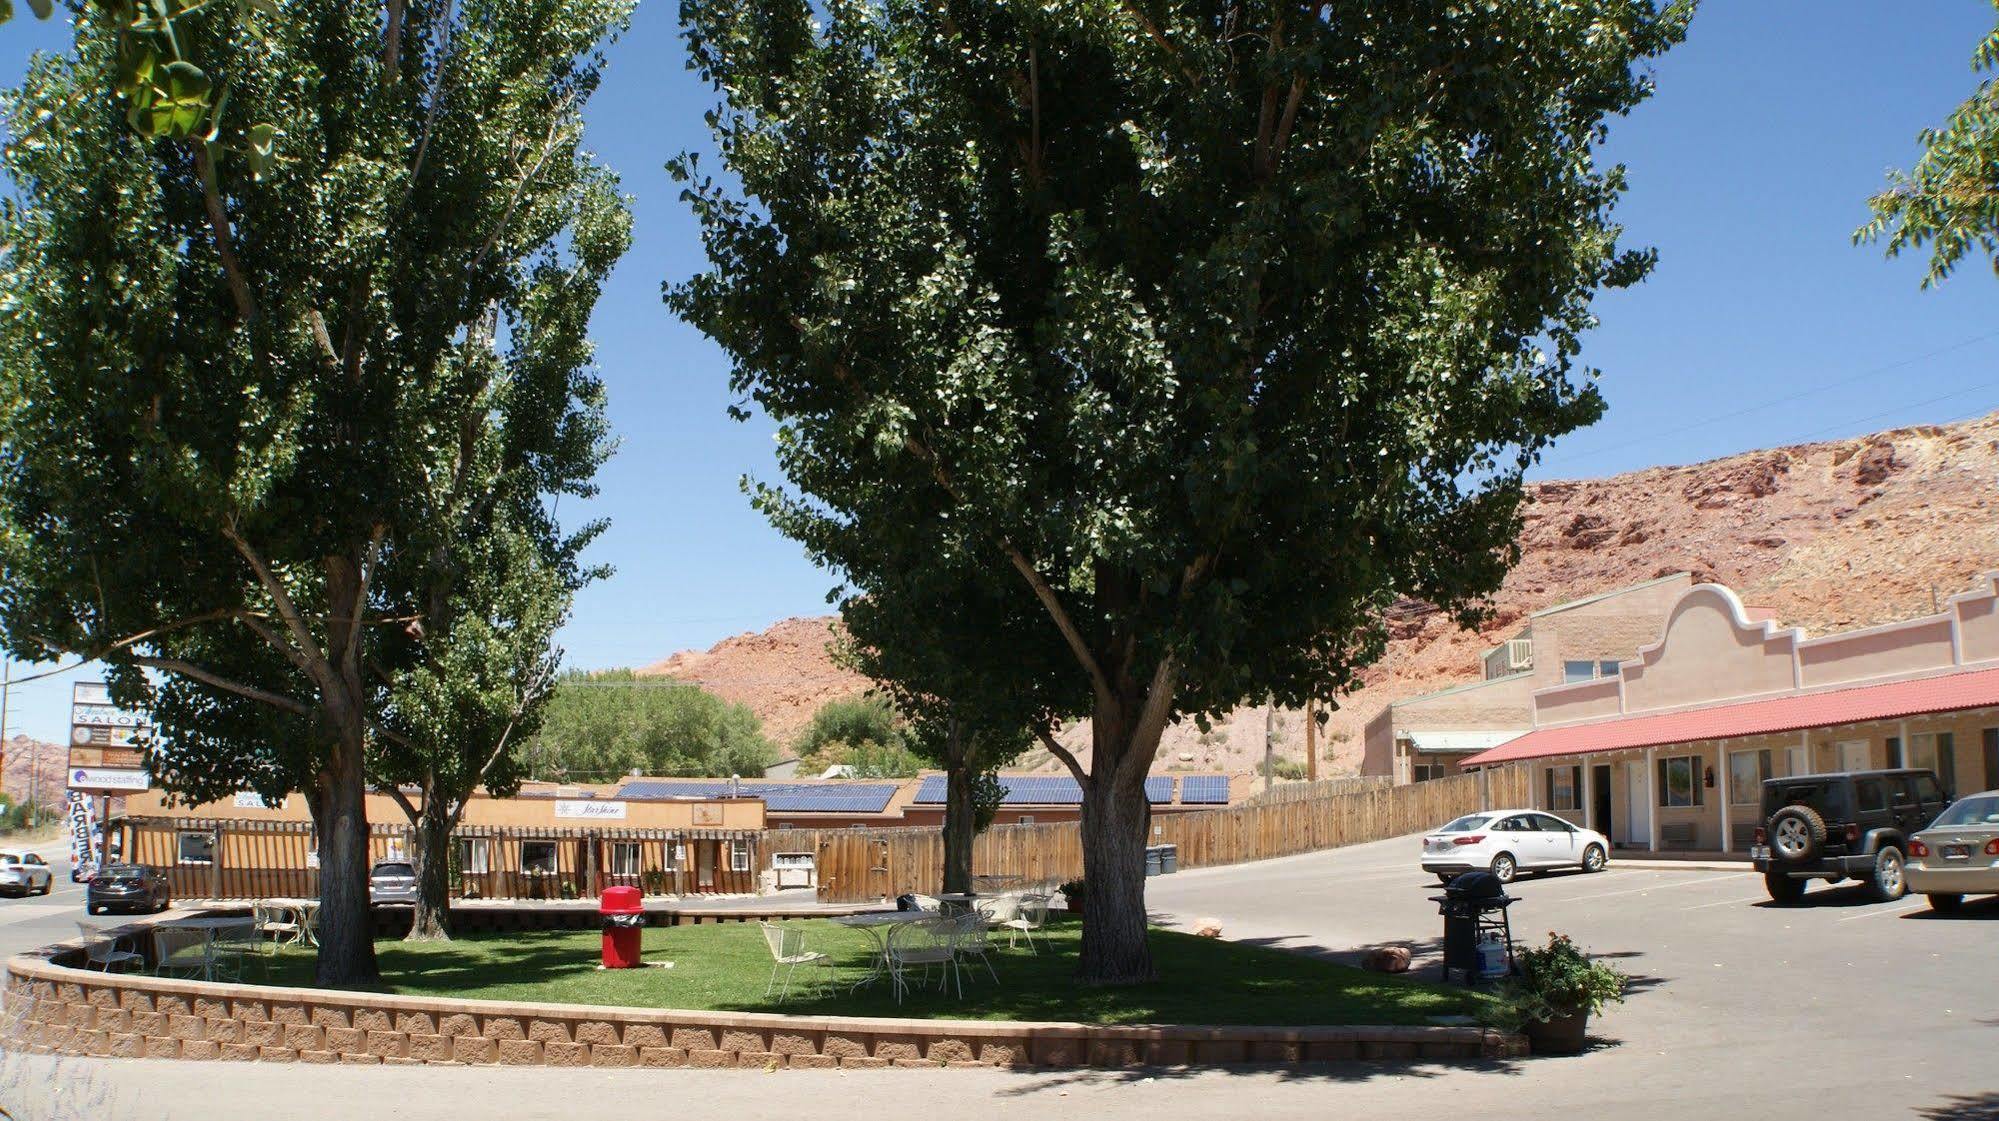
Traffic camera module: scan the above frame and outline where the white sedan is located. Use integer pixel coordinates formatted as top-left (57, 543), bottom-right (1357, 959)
top-left (1421, 810), bottom-right (1610, 884)
top-left (0, 849), bottom-right (54, 897)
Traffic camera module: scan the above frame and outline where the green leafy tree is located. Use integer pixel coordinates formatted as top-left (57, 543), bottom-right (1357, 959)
top-left (1858, 6), bottom-right (1999, 284)
top-left (371, 508), bottom-right (599, 941)
top-left (670, 0), bottom-right (1689, 982)
top-left (793, 694), bottom-right (909, 774)
top-left (527, 672), bottom-right (779, 780)
top-left (0, 0), bottom-right (632, 985)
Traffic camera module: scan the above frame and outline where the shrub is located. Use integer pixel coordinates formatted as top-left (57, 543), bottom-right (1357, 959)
top-left (1481, 932), bottom-right (1628, 1031)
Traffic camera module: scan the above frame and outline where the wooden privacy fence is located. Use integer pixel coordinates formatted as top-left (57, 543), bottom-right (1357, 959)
top-left (804, 764), bottom-right (1531, 903)
top-left (1237, 774), bottom-right (1393, 805)
top-left (122, 817), bottom-right (763, 901)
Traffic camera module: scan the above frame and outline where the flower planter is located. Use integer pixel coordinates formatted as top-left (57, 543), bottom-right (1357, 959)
top-left (1523, 1008), bottom-right (1589, 1055)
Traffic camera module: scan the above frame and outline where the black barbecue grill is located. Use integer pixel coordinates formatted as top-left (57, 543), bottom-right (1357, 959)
top-left (1429, 872), bottom-right (1517, 984)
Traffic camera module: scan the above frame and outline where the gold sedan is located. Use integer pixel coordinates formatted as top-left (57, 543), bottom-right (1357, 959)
top-left (1907, 790), bottom-right (1999, 912)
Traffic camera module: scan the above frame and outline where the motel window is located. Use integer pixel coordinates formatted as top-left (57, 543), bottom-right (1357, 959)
top-left (456, 839), bottom-right (490, 874)
top-left (1728, 749), bottom-right (1771, 806)
top-left (609, 842), bottom-right (641, 877)
top-left (1018, 815), bottom-right (1035, 825)
top-left (521, 841), bottom-right (558, 874)
top-left (1657, 756), bottom-right (1703, 809)
top-left (1908, 733), bottom-right (1956, 785)
top-left (176, 831), bottom-right (215, 865)
top-left (1598, 661), bottom-right (1619, 679)
top-left (660, 843), bottom-right (685, 870)
top-left (1562, 661), bottom-right (1596, 684)
top-left (729, 841), bottom-right (751, 873)
top-left (1544, 766), bottom-right (1581, 811)
top-left (1412, 762), bottom-right (1444, 782)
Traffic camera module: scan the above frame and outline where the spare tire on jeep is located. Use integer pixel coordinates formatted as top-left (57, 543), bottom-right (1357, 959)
top-left (1767, 804), bottom-right (1827, 863)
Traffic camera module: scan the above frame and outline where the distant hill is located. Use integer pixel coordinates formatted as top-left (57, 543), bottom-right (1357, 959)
top-left (639, 412), bottom-right (1999, 774)
top-left (3, 735), bottom-right (71, 808)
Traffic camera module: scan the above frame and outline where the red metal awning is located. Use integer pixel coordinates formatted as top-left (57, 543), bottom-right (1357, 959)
top-left (1460, 665), bottom-right (1999, 767)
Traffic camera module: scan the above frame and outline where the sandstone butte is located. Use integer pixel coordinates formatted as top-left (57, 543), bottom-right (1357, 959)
top-left (649, 412), bottom-right (1999, 776)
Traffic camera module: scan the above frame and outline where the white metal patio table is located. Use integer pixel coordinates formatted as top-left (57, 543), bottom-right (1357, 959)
top-left (163, 916), bottom-right (258, 981)
top-left (829, 911), bottom-right (941, 990)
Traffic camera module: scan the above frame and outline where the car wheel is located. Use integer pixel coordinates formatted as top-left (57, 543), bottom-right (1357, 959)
top-left (1488, 853), bottom-right (1517, 884)
top-left (1927, 892), bottom-right (1963, 913)
top-left (1866, 847), bottom-right (1907, 903)
top-left (37, 880), bottom-right (50, 896)
top-left (1767, 805), bottom-right (1827, 863)
top-left (1763, 870), bottom-right (1806, 904)
top-left (1581, 844), bottom-right (1607, 873)
top-left (87, 903), bottom-right (101, 916)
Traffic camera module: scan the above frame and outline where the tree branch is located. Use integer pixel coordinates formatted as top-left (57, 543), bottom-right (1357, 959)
top-left (128, 656), bottom-right (311, 716)
top-left (382, 782), bottom-right (420, 825)
top-left (238, 613), bottom-right (314, 676)
top-left (194, 143), bottom-right (255, 322)
top-left (1119, 653), bottom-right (1179, 787)
top-left (469, 106), bottom-right (571, 278)
top-left (222, 524), bottom-right (338, 691)
top-left (345, 524), bottom-right (388, 680)
top-left (406, 0), bottom-right (459, 194)
top-left (1120, 0), bottom-right (1200, 85)
top-left (1035, 726), bottom-right (1089, 786)
top-left (381, 0), bottom-right (407, 80)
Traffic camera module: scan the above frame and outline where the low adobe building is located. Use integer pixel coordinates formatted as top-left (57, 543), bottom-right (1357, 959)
top-left (1363, 573), bottom-right (1694, 782)
top-left (1457, 574), bottom-right (1999, 854)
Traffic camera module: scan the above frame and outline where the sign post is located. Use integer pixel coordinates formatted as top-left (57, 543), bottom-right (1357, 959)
top-left (66, 682), bottom-right (153, 878)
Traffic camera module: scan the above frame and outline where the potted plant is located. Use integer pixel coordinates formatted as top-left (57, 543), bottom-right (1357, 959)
top-left (1057, 879), bottom-right (1085, 917)
top-left (1481, 933), bottom-right (1627, 1055)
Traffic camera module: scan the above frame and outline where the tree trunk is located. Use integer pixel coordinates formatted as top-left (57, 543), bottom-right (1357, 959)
top-left (1077, 767), bottom-right (1155, 984)
top-left (941, 744), bottom-right (976, 896)
top-left (313, 720), bottom-right (381, 987)
top-left (406, 792), bottom-right (454, 942)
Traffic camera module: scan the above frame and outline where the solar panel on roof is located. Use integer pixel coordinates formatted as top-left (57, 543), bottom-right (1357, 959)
top-left (615, 779), bottom-right (898, 814)
top-left (1180, 775), bottom-right (1230, 804)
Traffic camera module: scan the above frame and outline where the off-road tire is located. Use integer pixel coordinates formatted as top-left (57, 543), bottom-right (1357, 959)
top-left (1865, 846), bottom-right (1907, 903)
top-left (1927, 892), bottom-right (1963, 913)
top-left (1767, 805), bottom-right (1828, 864)
top-left (1764, 869), bottom-right (1806, 904)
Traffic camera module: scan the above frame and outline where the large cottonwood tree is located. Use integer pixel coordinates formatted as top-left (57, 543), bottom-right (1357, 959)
top-left (0, 0), bottom-right (631, 985)
top-left (670, 0), bottom-right (1688, 982)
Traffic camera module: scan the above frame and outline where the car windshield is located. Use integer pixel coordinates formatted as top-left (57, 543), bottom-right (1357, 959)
top-left (1438, 815), bottom-right (1492, 833)
top-left (99, 867), bottom-right (143, 882)
top-left (374, 863), bottom-right (415, 877)
top-left (1930, 795), bottom-right (1999, 829)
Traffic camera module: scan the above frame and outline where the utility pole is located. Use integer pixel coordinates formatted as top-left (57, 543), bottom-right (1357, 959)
top-left (1305, 697), bottom-right (1319, 783)
top-left (1262, 698), bottom-right (1275, 794)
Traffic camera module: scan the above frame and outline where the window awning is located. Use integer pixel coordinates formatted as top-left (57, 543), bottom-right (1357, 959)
top-left (1461, 666), bottom-right (1999, 768)
top-left (1401, 729), bottom-right (1525, 755)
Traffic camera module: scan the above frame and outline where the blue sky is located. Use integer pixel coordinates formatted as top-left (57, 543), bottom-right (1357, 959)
top-left (2, 2), bottom-right (1997, 747)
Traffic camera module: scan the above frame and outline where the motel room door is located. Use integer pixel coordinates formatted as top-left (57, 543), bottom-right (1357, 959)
top-left (1624, 761), bottom-right (1651, 848)
top-left (1591, 764), bottom-right (1613, 843)
top-left (695, 841), bottom-right (717, 890)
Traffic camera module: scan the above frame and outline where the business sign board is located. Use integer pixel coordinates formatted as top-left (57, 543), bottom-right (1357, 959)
top-left (69, 682), bottom-right (154, 793)
top-left (553, 800), bottom-right (627, 821)
top-left (69, 767), bottom-right (150, 792)
top-left (232, 792), bottom-right (284, 810)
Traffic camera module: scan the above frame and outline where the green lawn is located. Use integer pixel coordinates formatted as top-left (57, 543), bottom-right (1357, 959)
top-left (246, 917), bottom-right (1487, 1026)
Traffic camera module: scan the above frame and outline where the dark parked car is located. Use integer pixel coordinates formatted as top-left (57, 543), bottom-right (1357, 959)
top-left (1751, 769), bottom-right (1953, 903)
top-left (85, 864), bottom-right (171, 915)
top-left (369, 860), bottom-right (419, 907)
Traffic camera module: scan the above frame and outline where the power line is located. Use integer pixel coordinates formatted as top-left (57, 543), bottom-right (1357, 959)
top-left (1541, 328), bottom-right (1999, 469)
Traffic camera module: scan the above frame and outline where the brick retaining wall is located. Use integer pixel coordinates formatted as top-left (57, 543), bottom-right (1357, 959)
top-left (5, 951), bottom-right (1524, 1070)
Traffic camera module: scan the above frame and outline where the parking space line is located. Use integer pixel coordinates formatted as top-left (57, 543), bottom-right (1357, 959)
top-left (1540, 871), bottom-right (1748, 904)
top-left (1835, 899), bottom-right (1928, 922)
top-left (1679, 892), bottom-right (1772, 911)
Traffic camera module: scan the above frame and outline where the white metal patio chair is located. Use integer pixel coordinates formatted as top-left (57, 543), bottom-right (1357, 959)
top-left (151, 926), bottom-right (216, 981)
top-left (75, 923), bottom-right (143, 973)
top-left (1002, 894), bottom-right (1049, 952)
top-left (758, 921), bottom-right (832, 1004)
top-left (952, 909), bottom-right (1000, 986)
top-left (252, 903), bottom-right (301, 954)
top-left (885, 916), bottom-right (962, 1003)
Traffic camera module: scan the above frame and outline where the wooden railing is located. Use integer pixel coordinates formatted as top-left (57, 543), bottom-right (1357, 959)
top-left (801, 764), bottom-right (1530, 902)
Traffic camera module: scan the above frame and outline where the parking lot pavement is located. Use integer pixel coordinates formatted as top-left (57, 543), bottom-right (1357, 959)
top-left (4, 836), bottom-right (1995, 1121)
top-left (0, 854), bottom-right (88, 961)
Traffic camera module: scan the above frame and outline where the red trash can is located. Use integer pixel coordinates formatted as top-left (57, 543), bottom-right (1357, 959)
top-left (600, 885), bottom-right (643, 968)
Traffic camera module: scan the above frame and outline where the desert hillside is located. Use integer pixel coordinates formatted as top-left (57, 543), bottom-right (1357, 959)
top-left (641, 412), bottom-right (1999, 770)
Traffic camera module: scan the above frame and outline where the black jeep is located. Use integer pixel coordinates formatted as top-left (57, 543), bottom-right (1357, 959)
top-left (1751, 769), bottom-right (1953, 903)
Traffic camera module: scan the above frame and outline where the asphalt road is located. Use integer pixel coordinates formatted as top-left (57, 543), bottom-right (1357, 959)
top-left (0, 850), bottom-right (88, 962)
top-left (3, 836), bottom-right (1994, 1121)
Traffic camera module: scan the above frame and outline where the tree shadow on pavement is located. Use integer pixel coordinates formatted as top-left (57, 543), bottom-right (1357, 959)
top-left (986, 1053), bottom-right (1531, 1095)
top-left (1915, 1092), bottom-right (1999, 1120)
